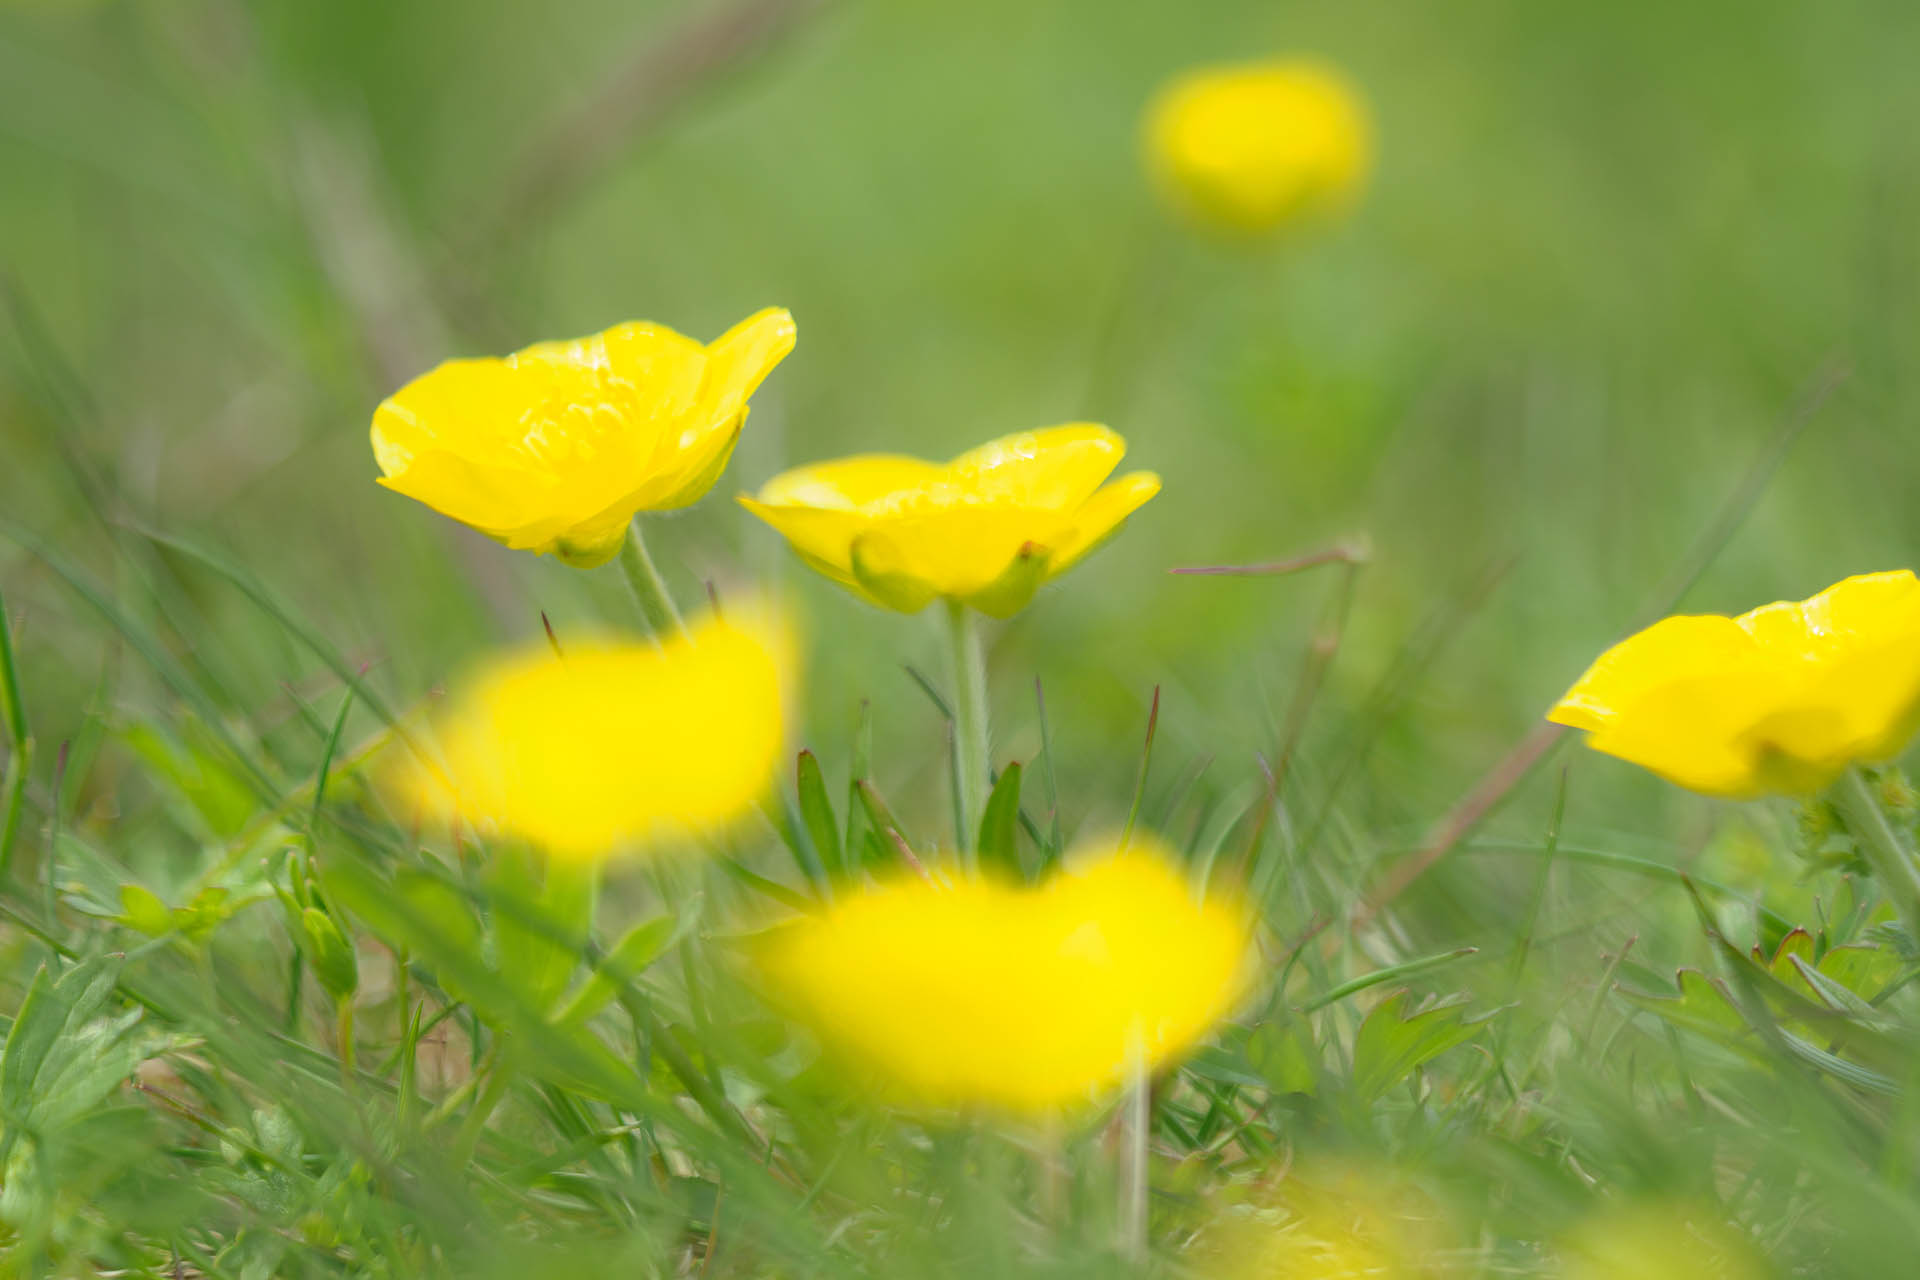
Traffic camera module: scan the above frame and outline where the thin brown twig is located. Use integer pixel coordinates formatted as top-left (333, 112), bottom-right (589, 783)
top-left (885, 827), bottom-right (937, 886)
top-left (1169, 538), bottom-right (1371, 577)
top-left (1354, 357), bottom-right (1852, 930)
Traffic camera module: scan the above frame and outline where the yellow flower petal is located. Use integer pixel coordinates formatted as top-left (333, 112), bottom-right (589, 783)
top-left (1550, 570), bottom-right (1920, 797)
top-left (396, 610), bottom-right (791, 860)
top-left (754, 454), bottom-right (948, 510)
top-left (945, 424), bottom-right (1124, 509)
top-left (1047, 470), bottom-right (1163, 575)
top-left (698, 307), bottom-right (800, 435)
top-left (371, 309), bottom-right (794, 563)
top-left (742, 426), bottom-right (1158, 615)
top-left (639, 307), bottom-right (799, 511)
top-left (1546, 614), bottom-right (1767, 734)
top-left (847, 506), bottom-right (1054, 601)
top-left (759, 842), bottom-right (1248, 1112)
top-left (1582, 670), bottom-right (1813, 798)
top-left (1144, 58), bottom-right (1372, 238)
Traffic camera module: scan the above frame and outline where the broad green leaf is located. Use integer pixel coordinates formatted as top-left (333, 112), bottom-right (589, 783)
top-left (1247, 1015), bottom-right (1321, 1096)
top-left (1818, 943), bottom-right (1903, 1002)
top-left (1349, 989), bottom-right (1490, 1101)
top-left (1618, 968), bottom-right (1750, 1045)
top-left (2, 957), bottom-right (124, 1125)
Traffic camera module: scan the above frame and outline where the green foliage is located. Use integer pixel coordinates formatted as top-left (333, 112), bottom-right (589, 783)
top-left (5, 0), bottom-right (1920, 1273)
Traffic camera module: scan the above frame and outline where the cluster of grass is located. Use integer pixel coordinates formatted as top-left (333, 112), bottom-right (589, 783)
top-left (7, 0), bottom-right (1920, 1275)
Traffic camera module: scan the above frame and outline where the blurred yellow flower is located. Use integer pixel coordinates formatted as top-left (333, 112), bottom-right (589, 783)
top-left (1144, 57), bottom-right (1371, 237)
top-left (1201, 1163), bottom-right (1449, 1280)
top-left (758, 842), bottom-right (1247, 1111)
top-left (739, 425), bottom-right (1160, 616)
top-left (372, 308), bottom-right (796, 568)
top-left (398, 609), bottom-right (790, 860)
top-left (1559, 1203), bottom-right (1768, 1280)
top-left (1548, 571), bottom-right (1920, 797)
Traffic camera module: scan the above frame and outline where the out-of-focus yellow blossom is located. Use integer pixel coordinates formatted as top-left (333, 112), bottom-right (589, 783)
top-left (396, 609), bottom-right (790, 861)
top-left (372, 308), bottom-right (795, 568)
top-left (1548, 570), bottom-right (1920, 797)
top-left (1144, 58), bottom-right (1371, 237)
top-left (739, 425), bottom-right (1160, 616)
top-left (1198, 1163), bottom-right (1449, 1280)
top-left (1559, 1203), bottom-right (1769, 1280)
top-left (758, 842), bottom-right (1247, 1110)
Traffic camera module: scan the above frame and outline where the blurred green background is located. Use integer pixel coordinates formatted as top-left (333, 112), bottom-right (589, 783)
top-left (5, 0), bottom-right (1920, 888)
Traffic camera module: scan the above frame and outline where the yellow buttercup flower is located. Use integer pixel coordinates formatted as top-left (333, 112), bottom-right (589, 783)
top-left (738, 425), bottom-right (1160, 616)
top-left (1548, 571), bottom-right (1920, 797)
top-left (372, 308), bottom-right (796, 568)
top-left (758, 842), bottom-right (1248, 1111)
top-left (396, 609), bottom-right (791, 860)
top-left (1200, 1163), bottom-right (1449, 1280)
top-left (1144, 58), bottom-right (1371, 237)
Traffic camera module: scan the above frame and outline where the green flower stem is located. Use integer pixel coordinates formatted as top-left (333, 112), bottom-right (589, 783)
top-left (336, 997), bottom-right (356, 1081)
top-left (1116, 1038), bottom-right (1148, 1264)
top-left (617, 519), bottom-right (685, 641)
top-left (1835, 766), bottom-right (1920, 941)
top-left (946, 599), bottom-right (990, 853)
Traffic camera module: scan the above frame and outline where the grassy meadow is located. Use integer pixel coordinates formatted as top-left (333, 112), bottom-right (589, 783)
top-left (4, 0), bottom-right (1920, 1274)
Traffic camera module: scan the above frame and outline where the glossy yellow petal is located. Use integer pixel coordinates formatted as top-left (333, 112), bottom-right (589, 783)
top-left (639, 308), bottom-right (799, 510)
top-left (370, 309), bottom-right (794, 563)
top-left (397, 610), bottom-right (791, 860)
top-left (944, 424), bottom-right (1124, 509)
top-left (759, 842), bottom-right (1248, 1111)
top-left (846, 506), bottom-right (1054, 602)
top-left (1045, 470), bottom-right (1162, 577)
top-left (1546, 614), bottom-right (1768, 733)
top-left (1737, 569), bottom-right (1920, 659)
top-left (754, 455), bottom-right (946, 510)
top-left (697, 307), bottom-right (799, 433)
top-left (1552, 570), bottom-right (1920, 797)
top-left (1802, 631), bottom-right (1920, 763)
top-left (742, 427), bottom-right (1157, 615)
top-left (373, 448), bottom-right (556, 546)
top-left (1144, 58), bottom-right (1372, 238)
top-left (1583, 670), bottom-right (1830, 798)
top-left (1733, 572), bottom-right (1920, 763)
top-left (736, 497), bottom-right (869, 585)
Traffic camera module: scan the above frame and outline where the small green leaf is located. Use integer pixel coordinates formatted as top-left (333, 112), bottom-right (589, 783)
top-left (1618, 968), bottom-right (1751, 1045)
top-left (1817, 943), bottom-right (1903, 1002)
top-left (1247, 1016), bottom-right (1321, 1096)
top-left (796, 751), bottom-right (843, 882)
top-left (553, 914), bottom-right (679, 1025)
top-left (117, 883), bottom-right (173, 937)
top-left (1, 957), bottom-right (122, 1123)
top-left (1349, 989), bottom-right (1491, 1101)
top-left (978, 762), bottom-right (1023, 875)
top-left (300, 907), bottom-right (359, 1002)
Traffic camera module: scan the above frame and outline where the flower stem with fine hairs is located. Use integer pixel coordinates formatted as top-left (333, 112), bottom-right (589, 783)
top-left (618, 519), bottom-right (685, 641)
top-left (1116, 1034), bottom-right (1148, 1263)
top-left (946, 599), bottom-right (990, 854)
top-left (1835, 766), bottom-right (1920, 941)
